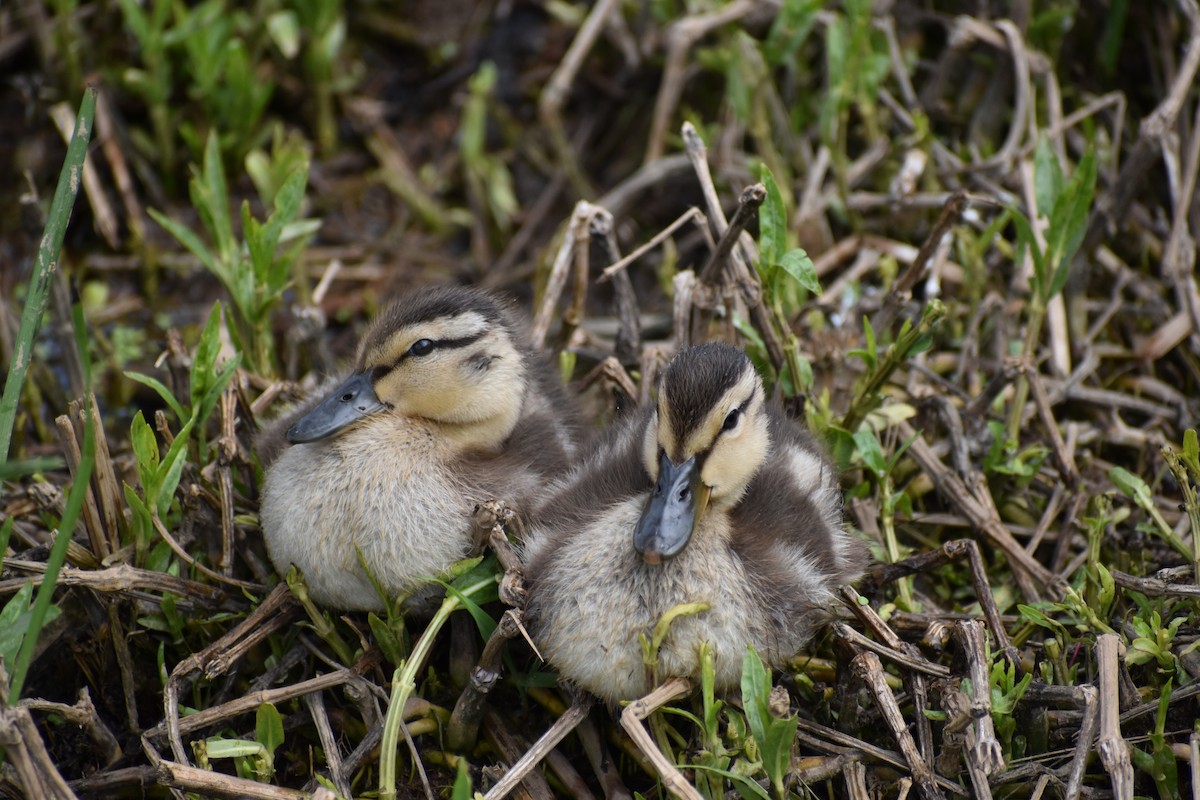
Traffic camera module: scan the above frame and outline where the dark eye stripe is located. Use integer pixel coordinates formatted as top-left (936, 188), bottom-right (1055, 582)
top-left (385, 330), bottom-right (487, 370)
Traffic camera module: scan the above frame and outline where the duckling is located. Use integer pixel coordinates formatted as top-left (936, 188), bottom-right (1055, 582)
top-left (260, 285), bottom-right (583, 611)
top-left (525, 342), bottom-right (867, 703)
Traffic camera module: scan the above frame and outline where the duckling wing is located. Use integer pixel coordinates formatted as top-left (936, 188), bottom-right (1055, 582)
top-left (730, 419), bottom-right (869, 623)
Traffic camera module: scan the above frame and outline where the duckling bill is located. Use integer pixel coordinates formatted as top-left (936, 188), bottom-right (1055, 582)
top-left (526, 342), bottom-right (867, 702)
top-left (259, 285), bottom-right (582, 612)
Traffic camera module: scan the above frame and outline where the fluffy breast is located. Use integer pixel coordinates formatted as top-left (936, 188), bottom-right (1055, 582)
top-left (260, 416), bottom-right (478, 611)
top-left (526, 500), bottom-right (820, 703)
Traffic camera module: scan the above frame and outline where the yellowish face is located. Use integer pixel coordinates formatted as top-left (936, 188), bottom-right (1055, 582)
top-left (642, 365), bottom-right (770, 509)
top-left (361, 309), bottom-right (525, 431)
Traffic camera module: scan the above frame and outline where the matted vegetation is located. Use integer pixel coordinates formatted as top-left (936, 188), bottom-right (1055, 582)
top-left (2, 1), bottom-right (1199, 798)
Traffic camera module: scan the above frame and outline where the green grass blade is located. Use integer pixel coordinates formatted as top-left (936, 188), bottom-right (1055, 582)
top-left (9, 399), bottom-right (95, 699)
top-left (0, 86), bottom-right (97, 463)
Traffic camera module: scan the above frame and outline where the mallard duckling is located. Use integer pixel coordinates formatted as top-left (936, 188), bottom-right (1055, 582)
top-left (525, 342), bottom-right (867, 702)
top-left (260, 285), bottom-right (583, 611)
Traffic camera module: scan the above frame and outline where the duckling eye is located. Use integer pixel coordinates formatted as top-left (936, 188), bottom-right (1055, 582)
top-left (722, 408), bottom-right (741, 432)
top-left (408, 338), bottom-right (435, 357)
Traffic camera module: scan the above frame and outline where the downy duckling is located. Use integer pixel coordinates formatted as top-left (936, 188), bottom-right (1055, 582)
top-left (260, 285), bottom-right (583, 611)
top-left (525, 342), bottom-right (867, 702)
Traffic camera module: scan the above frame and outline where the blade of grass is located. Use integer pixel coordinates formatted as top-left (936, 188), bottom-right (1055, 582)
top-left (0, 85), bottom-right (97, 463)
top-left (9, 400), bottom-right (94, 700)
top-left (379, 569), bottom-right (496, 800)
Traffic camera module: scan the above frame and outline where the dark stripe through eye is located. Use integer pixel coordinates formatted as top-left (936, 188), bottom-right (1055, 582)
top-left (392, 331), bottom-right (487, 368)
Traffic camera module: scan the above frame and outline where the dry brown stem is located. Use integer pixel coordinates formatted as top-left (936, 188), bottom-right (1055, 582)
top-left (850, 651), bottom-right (946, 800)
top-left (1096, 634), bottom-right (1134, 800)
top-left (619, 677), bottom-right (701, 800)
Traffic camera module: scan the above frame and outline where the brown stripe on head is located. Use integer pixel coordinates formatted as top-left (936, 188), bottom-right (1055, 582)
top-left (356, 286), bottom-right (513, 370)
top-left (658, 343), bottom-right (752, 458)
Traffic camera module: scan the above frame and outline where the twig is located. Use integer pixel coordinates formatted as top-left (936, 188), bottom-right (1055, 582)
top-left (538, 0), bottom-right (622, 196)
top-left (149, 668), bottom-right (367, 745)
top-left (0, 560), bottom-right (233, 609)
top-left (850, 652), bottom-right (946, 800)
top-left (953, 621), bottom-right (1003, 780)
top-left (20, 688), bottom-right (122, 767)
top-left (872, 190), bottom-right (967, 335)
top-left (215, 387), bottom-right (238, 576)
top-left (598, 207), bottom-right (709, 283)
top-left (898, 421), bottom-right (1064, 601)
top-left (1023, 364), bottom-right (1080, 490)
top-left (644, 0), bottom-right (760, 165)
top-left (793, 718), bottom-right (968, 796)
top-left (49, 101), bottom-right (119, 249)
top-left (54, 413), bottom-right (109, 560)
top-left (141, 742), bottom-right (310, 800)
top-left (530, 201), bottom-right (603, 349)
top-left (1062, 685), bottom-right (1098, 800)
top-left (447, 610), bottom-right (523, 753)
top-left (1080, 0), bottom-right (1200, 257)
top-left (95, 85), bottom-right (146, 244)
top-left (482, 689), bottom-right (594, 800)
top-left (1096, 634), bottom-right (1134, 800)
top-left (832, 622), bottom-right (949, 678)
top-left (482, 706), bottom-right (555, 800)
top-left (1109, 568), bottom-right (1200, 598)
top-left (304, 692), bottom-right (351, 799)
top-left (151, 514), bottom-right (261, 590)
top-left (619, 676), bottom-right (702, 800)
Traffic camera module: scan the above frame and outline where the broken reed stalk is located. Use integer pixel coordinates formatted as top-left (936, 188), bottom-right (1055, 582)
top-left (850, 651), bottom-right (946, 800)
top-left (1095, 634), bottom-right (1134, 800)
top-left (618, 676), bottom-right (701, 800)
top-left (482, 691), bottom-right (594, 800)
top-left (0, 85), bottom-right (96, 462)
top-left (953, 620), bottom-right (1004, 785)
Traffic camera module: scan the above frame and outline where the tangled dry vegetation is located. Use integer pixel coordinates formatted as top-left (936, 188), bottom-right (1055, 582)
top-left (2, 0), bottom-right (1200, 798)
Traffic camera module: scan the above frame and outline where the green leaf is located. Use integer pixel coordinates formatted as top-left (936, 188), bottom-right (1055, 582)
top-left (687, 763), bottom-right (771, 800)
top-left (267, 11), bottom-right (301, 59)
top-left (758, 165), bottom-right (787, 273)
top-left (451, 757), bottom-right (473, 800)
top-left (1182, 429), bottom-right (1200, 476)
top-left (779, 248), bottom-right (821, 294)
top-left (1033, 139), bottom-right (1063, 218)
top-left (434, 557), bottom-right (501, 640)
top-left (129, 411), bottom-right (161, 495)
top-left (124, 371), bottom-right (188, 422)
top-left (197, 129), bottom-right (236, 269)
top-left (148, 208), bottom-right (219, 276)
top-left (191, 301), bottom-right (224, 414)
top-left (1109, 466), bottom-right (1150, 504)
top-left (154, 416), bottom-right (196, 517)
top-left (1009, 208), bottom-right (1045, 298)
top-left (762, 715), bottom-right (798, 798)
top-left (853, 428), bottom-right (886, 477)
top-left (1044, 148), bottom-right (1097, 299)
top-left (256, 703), bottom-right (285, 759)
top-left (740, 645), bottom-right (770, 745)
top-left (0, 582), bottom-right (35, 665)
top-left (764, 0), bottom-right (821, 65)
top-left (1016, 604), bottom-right (1069, 639)
top-left (368, 612), bottom-right (408, 666)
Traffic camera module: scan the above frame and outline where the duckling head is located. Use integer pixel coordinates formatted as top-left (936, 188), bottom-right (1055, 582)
top-left (634, 343), bottom-right (770, 564)
top-left (286, 286), bottom-right (527, 450)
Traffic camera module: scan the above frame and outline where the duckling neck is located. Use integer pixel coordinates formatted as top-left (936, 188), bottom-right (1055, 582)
top-left (433, 401), bottom-right (522, 454)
